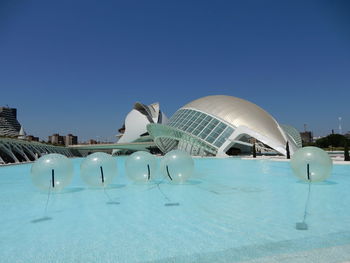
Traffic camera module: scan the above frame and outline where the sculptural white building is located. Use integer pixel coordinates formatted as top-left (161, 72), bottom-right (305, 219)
top-left (117, 102), bottom-right (168, 143)
top-left (147, 95), bottom-right (301, 157)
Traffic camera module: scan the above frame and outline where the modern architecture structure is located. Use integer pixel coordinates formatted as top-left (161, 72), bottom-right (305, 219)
top-left (280, 125), bottom-right (303, 148)
top-left (117, 102), bottom-right (168, 143)
top-left (147, 95), bottom-right (301, 157)
top-left (69, 141), bottom-right (155, 157)
top-left (0, 107), bottom-right (21, 137)
top-left (0, 137), bottom-right (75, 164)
top-left (18, 126), bottom-right (26, 140)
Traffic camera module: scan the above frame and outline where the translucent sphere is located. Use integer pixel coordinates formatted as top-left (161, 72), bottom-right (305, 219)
top-left (160, 150), bottom-right (194, 183)
top-left (80, 152), bottom-right (117, 187)
top-left (291, 146), bottom-right (332, 182)
top-left (125, 151), bottom-right (157, 182)
top-left (30, 154), bottom-right (74, 192)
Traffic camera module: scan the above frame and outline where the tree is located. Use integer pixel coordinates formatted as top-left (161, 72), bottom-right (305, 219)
top-left (286, 141), bottom-right (290, 159)
top-left (345, 141), bottom-right (350, 161)
top-left (252, 143), bottom-right (256, 158)
top-left (315, 134), bottom-right (348, 148)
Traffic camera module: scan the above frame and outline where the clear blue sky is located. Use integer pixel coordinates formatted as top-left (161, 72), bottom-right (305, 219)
top-left (1, 0), bottom-right (349, 141)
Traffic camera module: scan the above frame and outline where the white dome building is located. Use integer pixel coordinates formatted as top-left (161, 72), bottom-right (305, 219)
top-left (117, 102), bottom-right (168, 143)
top-left (147, 95), bottom-right (301, 156)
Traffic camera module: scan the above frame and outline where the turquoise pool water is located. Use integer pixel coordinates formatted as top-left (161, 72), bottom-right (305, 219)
top-left (0, 157), bottom-right (350, 263)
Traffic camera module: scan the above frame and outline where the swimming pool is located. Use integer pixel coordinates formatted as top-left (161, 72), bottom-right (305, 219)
top-left (1, 157), bottom-right (350, 262)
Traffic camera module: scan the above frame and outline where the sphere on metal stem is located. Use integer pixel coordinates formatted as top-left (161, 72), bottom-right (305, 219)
top-left (80, 152), bottom-right (117, 187)
top-left (160, 150), bottom-right (194, 183)
top-left (290, 146), bottom-right (332, 182)
top-left (125, 151), bottom-right (157, 183)
top-left (31, 153), bottom-right (74, 192)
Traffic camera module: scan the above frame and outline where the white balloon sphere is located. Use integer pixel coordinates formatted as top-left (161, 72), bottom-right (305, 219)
top-left (291, 146), bottom-right (332, 182)
top-left (160, 150), bottom-right (194, 183)
top-left (125, 151), bottom-right (157, 182)
top-left (80, 152), bottom-right (117, 187)
top-left (31, 153), bottom-right (74, 192)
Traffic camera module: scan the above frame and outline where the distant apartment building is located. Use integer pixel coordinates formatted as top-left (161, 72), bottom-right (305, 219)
top-left (48, 134), bottom-right (65, 145)
top-left (88, 139), bottom-right (97, 144)
top-left (26, 135), bottom-right (39, 142)
top-left (48, 133), bottom-right (78, 146)
top-left (0, 107), bottom-right (21, 137)
top-left (300, 131), bottom-right (313, 144)
top-left (65, 134), bottom-right (78, 146)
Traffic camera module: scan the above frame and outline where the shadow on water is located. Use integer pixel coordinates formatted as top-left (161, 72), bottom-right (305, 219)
top-left (153, 180), bottom-right (202, 186)
top-left (87, 184), bottom-right (126, 190)
top-left (59, 187), bottom-right (85, 194)
top-left (107, 184), bottom-right (126, 189)
top-left (296, 180), bottom-right (337, 185)
top-left (164, 202), bottom-right (180, 207)
top-left (180, 180), bottom-right (202, 185)
top-left (106, 201), bottom-right (120, 205)
top-left (197, 185), bottom-right (264, 195)
top-left (233, 187), bottom-right (264, 193)
top-left (31, 216), bottom-right (52, 223)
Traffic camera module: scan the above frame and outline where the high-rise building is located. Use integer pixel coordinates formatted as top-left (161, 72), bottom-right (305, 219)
top-left (48, 133), bottom-right (78, 146)
top-left (300, 131), bottom-right (313, 144)
top-left (65, 134), bottom-right (78, 146)
top-left (48, 133), bottom-right (65, 145)
top-left (26, 135), bottom-right (39, 142)
top-left (0, 107), bottom-right (21, 137)
top-left (88, 139), bottom-right (97, 144)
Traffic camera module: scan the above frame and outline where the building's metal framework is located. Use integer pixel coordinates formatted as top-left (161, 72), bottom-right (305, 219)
top-left (148, 95), bottom-right (302, 157)
top-left (0, 138), bottom-right (74, 164)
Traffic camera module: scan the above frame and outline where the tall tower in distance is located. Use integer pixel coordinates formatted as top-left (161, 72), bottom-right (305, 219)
top-left (0, 107), bottom-right (21, 136)
top-left (338, 117), bottom-right (342, 135)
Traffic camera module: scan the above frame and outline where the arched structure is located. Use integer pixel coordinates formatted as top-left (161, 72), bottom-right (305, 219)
top-left (0, 138), bottom-right (74, 164)
top-left (117, 102), bottom-right (168, 144)
top-left (147, 95), bottom-right (301, 156)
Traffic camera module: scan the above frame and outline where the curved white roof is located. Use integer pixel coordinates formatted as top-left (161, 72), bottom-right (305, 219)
top-left (118, 102), bottom-right (168, 144)
top-left (182, 95), bottom-right (286, 145)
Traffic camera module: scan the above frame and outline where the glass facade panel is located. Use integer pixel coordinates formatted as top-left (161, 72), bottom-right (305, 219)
top-left (166, 109), bottom-right (234, 148)
top-left (206, 135), bottom-right (216, 143)
top-left (192, 126), bottom-right (204, 136)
